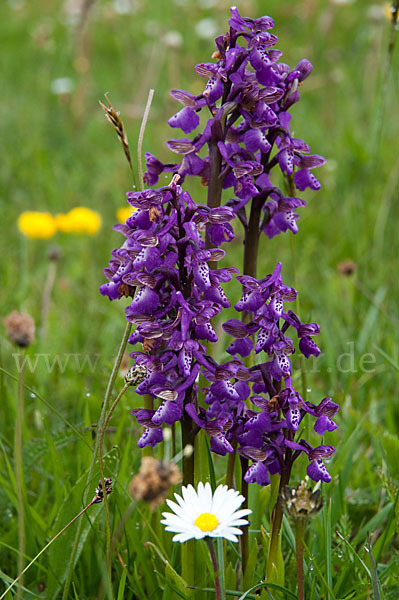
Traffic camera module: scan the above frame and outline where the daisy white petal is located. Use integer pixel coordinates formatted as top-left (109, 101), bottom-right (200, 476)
top-left (160, 482), bottom-right (252, 543)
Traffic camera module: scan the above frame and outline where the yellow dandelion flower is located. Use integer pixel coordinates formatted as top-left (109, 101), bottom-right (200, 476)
top-left (17, 211), bottom-right (57, 239)
top-left (116, 206), bottom-right (137, 223)
top-left (55, 207), bottom-right (102, 235)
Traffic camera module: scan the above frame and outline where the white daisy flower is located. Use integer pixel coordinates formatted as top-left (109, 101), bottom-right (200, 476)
top-left (161, 482), bottom-right (251, 543)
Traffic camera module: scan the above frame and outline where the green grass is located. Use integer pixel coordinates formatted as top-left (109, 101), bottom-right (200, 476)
top-left (1, 0), bottom-right (399, 598)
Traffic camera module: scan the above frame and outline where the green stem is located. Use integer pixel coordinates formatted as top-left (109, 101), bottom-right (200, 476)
top-left (181, 394), bottom-right (197, 593)
top-left (15, 353), bottom-right (25, 600)
top-left (295, 520), bottom-right (306, 600)
top-left (240, 456), bottom-right (249, 574)
top-left (181, 405), bottom-right (195, 487)
top-left (266, 460), bottom-right (292, 584)
top-left (207, 139), bottom-right (223, 210)
top-left (40, 259), bottom-right (57, 340)
top-left (0, 499), bottom-right (96, 600)
top-left (371, 1), bottom-right (399, 160)
top-left (243, 195), bottom-right (263, 278)
top-left (207, 539), bottom-right (223, 600)
top-left (226, 438), bottom-right (237, 488)
top-left (98, 383), bottom-right (129, 571)
top-left (62, 321), bottom-right (132, 600)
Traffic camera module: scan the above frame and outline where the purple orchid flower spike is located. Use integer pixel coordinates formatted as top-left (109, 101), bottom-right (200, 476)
top-left (100, 6), bottom-right (337, 493)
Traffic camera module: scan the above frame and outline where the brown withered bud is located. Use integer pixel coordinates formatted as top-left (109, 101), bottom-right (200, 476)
top-left (149, 207), bottom-right (161, 222)
top-left (3, 311), bottom-right (35, 347)
top-left (143, 338), bottom-right (157, 354)
top-left (129, 457), bottom-right (181, 510)
top-left (211, 50), bottom-right (222, 60)
top-left (93, 477), bottom-right (113, 503)
top-left (337, 259), bottom-right (357, 277)
top-left (280, 477), bottom-right (324, 521)
top-left (47, 244), bottom-right (62, 261)
top-left (125, 364), bottom-right (148, 386)
top-left (118, 282), bottom-right (134, 298)
top-left (267, 395), bottom-right (280, 413)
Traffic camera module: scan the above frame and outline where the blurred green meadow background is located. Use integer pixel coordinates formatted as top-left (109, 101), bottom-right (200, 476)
top-left (1, 0), bottom-right (399, 598)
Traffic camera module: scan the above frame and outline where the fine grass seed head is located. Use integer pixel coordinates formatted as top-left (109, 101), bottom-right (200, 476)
top-left (93, 477), bottom-right (113, 504)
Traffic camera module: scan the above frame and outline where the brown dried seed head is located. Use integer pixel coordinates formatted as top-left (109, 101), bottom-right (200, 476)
top-left (125, 364), bottom-right (148, 386)
top-left (47, 244), bottom-right (62, 261)
top-left (280, 477), bottom-right (324, 520)
top-left (337, 259), bottom-right (357, 277)
top-left (129, 457), bottom-right (181, 510)
top-left (3, 311), bottom-right (35, 347)
top-left (93, 477), bottom-right (113, 503)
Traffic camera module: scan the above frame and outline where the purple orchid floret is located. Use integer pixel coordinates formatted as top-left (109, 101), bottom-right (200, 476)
top-left (144, 6), bottom-right (325, 239)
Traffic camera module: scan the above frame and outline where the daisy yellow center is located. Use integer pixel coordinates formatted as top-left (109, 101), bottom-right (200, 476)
top-left (194, 512), bottom-right (219, 532)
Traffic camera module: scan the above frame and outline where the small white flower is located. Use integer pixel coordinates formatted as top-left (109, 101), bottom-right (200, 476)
top-left (161, 482), bottom-right (251, 543)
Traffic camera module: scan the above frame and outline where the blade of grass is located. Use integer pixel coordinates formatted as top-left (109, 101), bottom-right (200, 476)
top-left (367, 535), bottom-right (381, 600)
top-left (0, 366), bottom-right (91, 450)
top-left (324, 498), bottom-right (332, 600)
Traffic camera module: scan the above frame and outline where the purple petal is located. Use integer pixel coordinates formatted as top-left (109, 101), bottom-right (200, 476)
top-left (299, 336), bottom-right (321, 358)
top-left (168, 107), bottom-right (200, 134)
top-left (307, 459), bottom-right (332, 483)
top-left (210, 433), bottom-right (234, 456)
top-left (244, 462), bottom-right (270, 486)
top-left (137, 427), bottom-right (163, 448)
top-left (152, 400), bottom-right (182, 426)
top-left (294, 169), bottom-right (321, 191)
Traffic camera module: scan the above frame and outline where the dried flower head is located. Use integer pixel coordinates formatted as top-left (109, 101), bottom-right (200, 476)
top-left (337, 259), bottom-right (357, 277)
top-left (47, 244), bottom-right (62, 261)
top-left (129, 457), bottom-right (181, 509)
top-left (125, 364), bottom-right (148, 386)
top-left (93, 477), bottom-right (113, 503)
top-left (3, 311), bottom-right (35, 347)
top-left (280, 477), bottom-right (323, 520)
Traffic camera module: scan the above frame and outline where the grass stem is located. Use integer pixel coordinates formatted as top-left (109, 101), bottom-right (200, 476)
top-left (98, 383), bottom-right (129, 571)
top-left (15, 353), bottom-right (25, 600)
